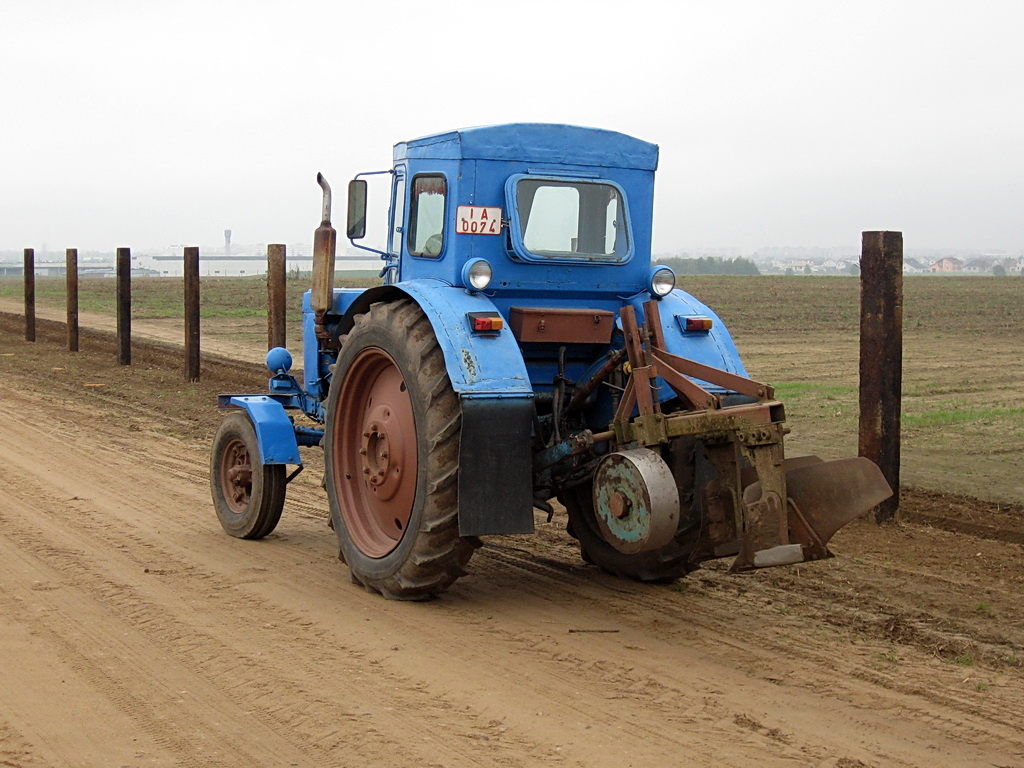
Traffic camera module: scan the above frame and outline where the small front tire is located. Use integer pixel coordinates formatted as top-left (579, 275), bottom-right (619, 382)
top-left (211, 412), bottom-right (286, 539)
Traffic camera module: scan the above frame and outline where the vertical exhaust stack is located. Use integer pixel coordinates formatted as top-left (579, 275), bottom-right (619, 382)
top-left (312, 173), bottom-right (337, 341)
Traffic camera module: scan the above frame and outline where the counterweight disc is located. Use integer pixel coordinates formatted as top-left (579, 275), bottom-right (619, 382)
top-left (592, 448), bottom-right (680, 554)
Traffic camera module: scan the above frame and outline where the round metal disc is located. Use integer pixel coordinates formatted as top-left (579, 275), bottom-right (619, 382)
top-left (592, 448), bottom-right (680, 554)
top-left (332, 347), bottom-right (418, 558)
top-left (220, 437), bottom-right (252, 514)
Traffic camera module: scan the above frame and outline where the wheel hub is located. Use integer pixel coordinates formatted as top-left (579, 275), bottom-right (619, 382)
top-left (363, 423), bottom-right (390, 484)
top-left (221, 438), bottom-right (252, 513)
top-left (592, 448), bottom-right (680, 554)
top-left (359, 407), bottom-right (406, 500)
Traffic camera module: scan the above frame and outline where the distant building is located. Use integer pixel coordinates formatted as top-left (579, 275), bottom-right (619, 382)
top-left (962, 257), bottom-right (999, 274)
top-left (133, 249), bottom-right (378, 277)
top-left (929, 257), bottom-right (964, 273)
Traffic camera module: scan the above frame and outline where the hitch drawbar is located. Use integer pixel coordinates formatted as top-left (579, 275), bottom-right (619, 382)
top-left (597, 300), bottom-right (893, 572)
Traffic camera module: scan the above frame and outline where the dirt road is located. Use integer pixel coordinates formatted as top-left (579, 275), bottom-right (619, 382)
top-left (1, 314), bottom-right (1023, 767)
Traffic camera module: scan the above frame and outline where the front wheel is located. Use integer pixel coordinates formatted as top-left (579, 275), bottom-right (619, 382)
top-left (210, 412), bottom-right (286, 539)
top-left (324, 299), bottom-right (476, 600)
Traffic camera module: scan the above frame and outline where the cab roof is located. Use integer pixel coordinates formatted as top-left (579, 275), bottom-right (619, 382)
top-left (394, 123), bottom-right (659, 172)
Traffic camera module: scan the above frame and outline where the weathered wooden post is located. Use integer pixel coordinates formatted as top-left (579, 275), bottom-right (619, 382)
top-left (184, 246), bottom-right (201, 382)
top-left (267, 243), bottom-right (287, 350)
top-left (859, 231), bottom-right (903, 523)
top-left (66, 248), bottom-right (79, 352)
top-left (24, 248), bottom-right (35, 342)
top-left (116, 247), bottom-right (132, 365)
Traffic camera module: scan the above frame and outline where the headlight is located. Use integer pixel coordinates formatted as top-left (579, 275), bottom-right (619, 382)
top-left (649, 265), bottom-right (676, 297)
top-left (463, 259), bottom-right (493, 291)
top-left (266, 347), bottom-right (293, 375)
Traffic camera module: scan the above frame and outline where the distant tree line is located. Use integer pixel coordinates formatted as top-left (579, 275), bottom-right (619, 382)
top-left (659, 256), bottom-right (760, 276)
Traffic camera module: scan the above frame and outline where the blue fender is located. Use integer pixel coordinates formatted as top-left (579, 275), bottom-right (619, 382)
top-left (335, 280), bottom-right (535, 536)
top-left (626, 290), bottom-right (749, 400)
top-left (335, 280), bottom-right (533, 397)
top-left (219, 395), bottom-right (301, 465)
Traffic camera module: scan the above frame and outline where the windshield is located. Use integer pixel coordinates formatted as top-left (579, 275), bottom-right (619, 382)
top-left (514, 178), bottom-right (629, 260)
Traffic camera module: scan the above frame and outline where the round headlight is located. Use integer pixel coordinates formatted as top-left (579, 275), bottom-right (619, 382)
top-left (649, 266), bottom-right (676, 297)
top-left (266, 346), bottom-right (293, 375)
top-left (463, 259), bottom-right (493, 291)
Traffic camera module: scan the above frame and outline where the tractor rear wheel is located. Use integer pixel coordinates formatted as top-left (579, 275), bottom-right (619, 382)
top-left (324, 299), bottom-right (475, 600)
top-left (210, 412), bottom-right (286, 539)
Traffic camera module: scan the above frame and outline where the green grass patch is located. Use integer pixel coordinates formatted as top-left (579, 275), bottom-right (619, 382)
top-left (0, 274), bottom-right (382, 320)
top-left (773, 382), bottom-right (858, 399)
top-left (6, 274), bottom-right (1020, 337)
top-left (901, 406), bottom-right (1024, 429)
top-left (680, 275), bottom-right (1023, 339)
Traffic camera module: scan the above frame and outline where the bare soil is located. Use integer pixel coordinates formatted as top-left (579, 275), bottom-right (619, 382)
top-left (1, 311), bottom-right (1023, 767)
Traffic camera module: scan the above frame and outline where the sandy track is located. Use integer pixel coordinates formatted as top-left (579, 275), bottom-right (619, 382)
top-left (1, 314), bottom-right (1023, 767)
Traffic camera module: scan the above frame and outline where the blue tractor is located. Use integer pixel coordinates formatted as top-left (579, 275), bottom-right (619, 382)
top-left (210, 124), bottom-right (891, 600)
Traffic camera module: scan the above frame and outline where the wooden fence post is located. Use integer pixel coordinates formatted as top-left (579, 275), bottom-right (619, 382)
top-left (24, 248), bottom-right (35, 342)
top-left (267, 243), bottom-right (287, 350)
top-left (116, 247), bottom-right (131, 365)
top-left (184, 246), bottom-right (201, 382)
top-left (66, 248), bottom-right (79, 352)
top-left (859, 231), bottom-right (903, 523)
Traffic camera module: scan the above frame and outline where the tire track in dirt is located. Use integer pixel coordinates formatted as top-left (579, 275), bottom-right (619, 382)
top-left (3, 313), bottom-right (1023, 768)
top-left (471, 538), bottom-right (1024, 758)
top-left (12, 389), bottom-right (1015, 767)
top-left (905, 511), bottom-right (1024, 545)
top-left (0, 395), bottom-right (917, 768)
top-left (0, 399), bottom-right (808, 767)
top-left (0, 519), bottom-right (309, 767)
top-left (0, 419), bottom-right (563, 768)
top-left (0, 479), bottom-right (377, 768)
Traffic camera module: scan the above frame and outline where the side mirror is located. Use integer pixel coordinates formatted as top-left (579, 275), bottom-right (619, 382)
top-left (347, 179), bottom-right (367, 239)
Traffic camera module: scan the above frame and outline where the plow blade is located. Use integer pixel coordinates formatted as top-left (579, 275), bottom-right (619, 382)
top-left (731, 457), bottom-right (892, 572)
top-left (787, 457), bottom-right (893, 543)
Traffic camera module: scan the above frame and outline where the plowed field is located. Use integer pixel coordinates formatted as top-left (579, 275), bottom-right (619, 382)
top-left (1, 296), bottom-right (1022, 768)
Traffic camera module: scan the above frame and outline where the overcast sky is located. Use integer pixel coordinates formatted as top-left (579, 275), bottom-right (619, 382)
top-left (2, 0), bottom-right (1022, 255)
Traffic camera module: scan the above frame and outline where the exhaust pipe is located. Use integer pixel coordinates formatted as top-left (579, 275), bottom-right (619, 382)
top-left (311, 172), bottom-right (337, 340)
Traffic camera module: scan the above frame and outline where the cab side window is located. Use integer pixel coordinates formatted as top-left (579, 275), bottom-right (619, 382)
top-left (407, 175), bottom-right (447, 257)
top-left (389, 172), bottom-right (406, 256)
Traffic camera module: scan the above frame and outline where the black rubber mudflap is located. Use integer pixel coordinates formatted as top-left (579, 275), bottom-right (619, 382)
top-left (458, 396), bottom-right (535, 536)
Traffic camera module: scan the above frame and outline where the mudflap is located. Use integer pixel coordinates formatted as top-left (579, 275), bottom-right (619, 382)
top-left (731, 456), bottom-right (892, 572)
top-left (457, 396), bottom-right (535, 536)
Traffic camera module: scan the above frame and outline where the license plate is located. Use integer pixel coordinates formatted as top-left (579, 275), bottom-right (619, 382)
top-left (456, 206), bottom-right (502, 235)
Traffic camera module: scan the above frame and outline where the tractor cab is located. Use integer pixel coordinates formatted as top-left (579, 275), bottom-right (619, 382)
top-left (348, 123), bottom-right (659, 298)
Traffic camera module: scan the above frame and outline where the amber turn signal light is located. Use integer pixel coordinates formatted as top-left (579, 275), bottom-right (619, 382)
top-left (685, 317), bottom-right (713, 332)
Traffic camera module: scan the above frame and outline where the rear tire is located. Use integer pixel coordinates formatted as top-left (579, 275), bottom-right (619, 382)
top-left (211, 412), bottom-right (286, 539)
top-left (324, 299), bottom-right (476, 600)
